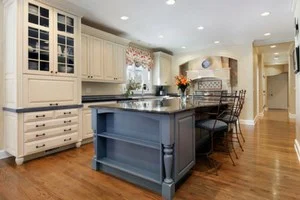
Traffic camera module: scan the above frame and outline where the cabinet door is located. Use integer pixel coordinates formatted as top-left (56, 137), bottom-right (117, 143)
top-left (81, 34), bottom-right (89, 79)
top-left (90, 37), bottom-right (104, 80)
top-left (25, 2), bottom-right (53, 75)
top-left (54, 10), bottom-right (77, 77)
top-left (160, 56), bottom-right (171, 85)
top-left (114, 45), bottom-right (126, 82)
top-left (103, 40), bottom-right (115, 81)
top-left (23, 75), bottom-right (78, 107)
top-left (82, 110), bottom-right (93, 139)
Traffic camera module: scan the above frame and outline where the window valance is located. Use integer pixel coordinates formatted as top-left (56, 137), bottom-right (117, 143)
top-left (126, 46), bottom-right (154, 70)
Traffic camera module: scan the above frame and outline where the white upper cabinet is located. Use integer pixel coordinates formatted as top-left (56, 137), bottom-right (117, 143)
top-left (103, 40), bottom-right (115, 81)
top-left (24, 1), bottom-right (80, 77)
top-left (153, 52), bottom-right (172, 86)
top-left (81, 25), bottom-right (129, 83)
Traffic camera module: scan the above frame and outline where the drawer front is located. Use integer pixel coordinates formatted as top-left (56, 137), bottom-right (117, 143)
top-left (24, 124), bottom-right (79, 142)
top-left (24, 132), bottom-right (79, 156)
top-left (55, 109), bottom-right (78, 118)
top-left (24, 116), bottom-right (79, 133)
top-left (24, 111), bottom-right (54, 123)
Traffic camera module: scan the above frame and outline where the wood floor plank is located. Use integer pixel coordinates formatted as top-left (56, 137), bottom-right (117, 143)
top-left (0, 110), bottom-right (299, 200)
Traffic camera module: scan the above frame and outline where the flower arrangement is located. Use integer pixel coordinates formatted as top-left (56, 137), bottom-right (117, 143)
top-left (175, 75), bottom-right (190, 93)
top-left (124, 79), bottom-right (141, 97)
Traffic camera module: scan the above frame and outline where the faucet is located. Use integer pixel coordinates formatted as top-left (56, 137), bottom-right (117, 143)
top-left (142, 84), bottom-right (147, 99)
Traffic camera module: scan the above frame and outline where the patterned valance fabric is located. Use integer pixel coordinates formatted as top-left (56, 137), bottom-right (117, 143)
top-left (126, 46), bottom-right (154, 70)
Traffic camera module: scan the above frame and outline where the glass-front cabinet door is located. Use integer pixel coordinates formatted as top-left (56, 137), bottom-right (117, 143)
top-left (55, 10), bottom-right (76, 76)
top-left (26, 2), bottom-right (53, 75)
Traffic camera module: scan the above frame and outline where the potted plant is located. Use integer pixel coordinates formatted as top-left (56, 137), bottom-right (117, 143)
top-left (175, 75), bottom-right (190, 102)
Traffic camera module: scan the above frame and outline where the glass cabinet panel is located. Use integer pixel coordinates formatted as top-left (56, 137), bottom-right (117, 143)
top-left (57, 35), bottom-right (75, 74)
top-left (57, 13), bottom-right (74, 34)
top-left (27, 3), bottom-right (50, 73)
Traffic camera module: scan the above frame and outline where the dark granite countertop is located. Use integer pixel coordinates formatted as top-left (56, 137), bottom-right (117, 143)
top-left (89, 98), bottom-right (220, 114)
top-left (82, 94), bottom-right (173, 103)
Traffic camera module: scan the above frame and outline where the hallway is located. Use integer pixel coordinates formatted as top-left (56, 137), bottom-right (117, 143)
top-left (0, 111), bottom-right (299, 200)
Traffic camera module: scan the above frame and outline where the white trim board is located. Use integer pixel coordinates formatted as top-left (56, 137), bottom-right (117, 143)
top-left (0, 150), bottom-right (12, 160)
top-left (239, 119), bottom-right (255, 126)
top-left (295, 139), bottom-right (300, 162)
top-left (289, 113), bottom-right (296, 119)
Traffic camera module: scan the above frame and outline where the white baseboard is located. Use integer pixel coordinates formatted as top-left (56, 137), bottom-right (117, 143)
top-left (258, 111), bottom-right (264, 118)
top-left (0, 150), bottom-right (12, 160)
top-left (295, 139), bottom-right (300, 162)
top-left (289, 113), bottom-right (296, 119)
top-left (239, 119), bottom-right (255, 126)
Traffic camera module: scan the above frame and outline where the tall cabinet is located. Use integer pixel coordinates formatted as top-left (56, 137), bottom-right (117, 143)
top-left (153, 52), bottom-right (172, 86)
top-left (81, 25), bottom-right (129, 83)
top-left (3, 0), bottom-right (82, 165)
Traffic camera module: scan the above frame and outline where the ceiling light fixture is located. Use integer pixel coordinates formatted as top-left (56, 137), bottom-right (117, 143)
top-left (197, 26), bottom-right (204, 30)
top-left (261, 12), bottom-right (270, 17)
top-left (274, 52), bottom-right (279, 55)
top-left (214, 41), bottom-right (220, 44)
top-left (181, 46), bottom-right (186, 49)
top-left (274, 57), bottom-right (279, 60)
top-left (159, 35), bottom-right (164, 38)
top-left (270, 45), bottom-right (276, 48)
top-left (120, 16), bottom-right (129, 20)
top-left (264, 32), bottom-right (271, 36)
top-left (166, 0), bottom-right (176, 5)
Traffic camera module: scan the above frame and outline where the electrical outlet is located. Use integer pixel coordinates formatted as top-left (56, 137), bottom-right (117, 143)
top-left (86, 88), bottom-right (92, 94)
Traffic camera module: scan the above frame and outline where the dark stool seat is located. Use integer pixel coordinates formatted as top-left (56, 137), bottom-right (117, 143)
top-left (195, 119), bottom-right (228, 132)
top-left (220, 114), bottom-right (238, 123)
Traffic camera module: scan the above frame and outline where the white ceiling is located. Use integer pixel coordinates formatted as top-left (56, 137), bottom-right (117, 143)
top-left (257, 42), bottom-right (293, 65)
top-left (67, 0), bottom-right (295, 53)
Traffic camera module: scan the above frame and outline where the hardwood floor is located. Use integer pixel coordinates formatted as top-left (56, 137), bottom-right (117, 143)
top-left (0, 111), bottom-right (299, 200)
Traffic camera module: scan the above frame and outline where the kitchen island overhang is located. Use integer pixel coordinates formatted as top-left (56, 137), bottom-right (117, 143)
top-left (89, 99), bottom-right (220, 200)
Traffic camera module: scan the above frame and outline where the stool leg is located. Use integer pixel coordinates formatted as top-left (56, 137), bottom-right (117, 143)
top-left (238, 119), bottom-right (245, 142)
top-left (235, 122), bottom-right (244, 152)
top-left (225, 132), bottom-right (236, 166)
top-left (230, 129), bottom-right (238, 159)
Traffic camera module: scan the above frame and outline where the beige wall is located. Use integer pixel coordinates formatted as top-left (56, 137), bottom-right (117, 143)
top-left (294, 0), bottom-right (300, 148)
top-left (288, 47), bottom-right (296, 115)
top-left (171, 43), bottom-right (254, 121)
top-left (265, 64), bottom-right (288, 76)
top-left (253, 47), bottom-right (259, 118)
top-left (0, 0), bottom-right (4, 149)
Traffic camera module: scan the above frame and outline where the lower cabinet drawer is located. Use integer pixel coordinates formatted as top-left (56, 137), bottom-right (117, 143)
top-left (55, 109), bottom-right (79, 119)
top-left (24, 111), bottom-right (54, 123)
top-left (24, 132), bottom-right (79, 156)
top-left (24, 116), bottom-right (79, 133)
top-left (24, 124), bottom-right (78, 142)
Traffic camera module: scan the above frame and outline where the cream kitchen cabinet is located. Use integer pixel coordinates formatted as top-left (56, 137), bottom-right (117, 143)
top-left (153, 52), bottom-right (172, 86)
top-left (81, 34), bottom-right (104, 81)
top-left (3, 0), bottom-right (82, 165)
top-left (81, 25), bottom-right (129, 83)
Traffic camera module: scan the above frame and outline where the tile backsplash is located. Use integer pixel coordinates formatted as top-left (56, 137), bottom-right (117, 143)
top-left (82, 82), bottom-right (125, 95)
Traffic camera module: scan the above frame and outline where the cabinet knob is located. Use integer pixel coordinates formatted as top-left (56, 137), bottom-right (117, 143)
top-left (55, 71), bottom-right (58, 74)
top-left (64, 138), bottom-right (72, 142)
top-left (91, 76), bottom-right (93, 78)
top-left (88, 76), bottom-right (90, 78)
top-left (36, 144), bottom-right (45, 149)
top-left (51, 71), bottom-right (53, 73)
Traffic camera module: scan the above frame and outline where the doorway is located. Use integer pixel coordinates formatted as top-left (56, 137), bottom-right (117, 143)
top-left (267, 73), bottom-right (288, 109)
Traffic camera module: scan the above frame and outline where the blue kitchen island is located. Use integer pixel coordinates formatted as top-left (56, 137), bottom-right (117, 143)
top-left (90, 98), bottom-right (219, 199)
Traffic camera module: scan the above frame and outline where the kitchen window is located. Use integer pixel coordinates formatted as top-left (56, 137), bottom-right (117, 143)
top-left (127, 65), bottom-right (152, 93)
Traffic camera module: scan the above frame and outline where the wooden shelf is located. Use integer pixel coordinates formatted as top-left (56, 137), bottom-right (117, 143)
top-left (97, 132), bottom-right (160, 150)
top-left (97, 157), bottom-right (161, 184)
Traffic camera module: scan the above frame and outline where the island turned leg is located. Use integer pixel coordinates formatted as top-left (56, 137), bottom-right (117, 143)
top-left (162, 144), bottom-right (175, 200)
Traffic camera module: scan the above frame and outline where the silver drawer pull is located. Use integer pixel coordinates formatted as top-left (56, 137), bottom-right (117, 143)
top-left (36, 144), bottom-right (45, 149)
top-left (36, 124), bottom-right (45, 128)
top-left (64, 120), bottom-right (72, 124)
top-left (36, 115), bottom-right (46, 118)
top-left (64, 138), bottom-right (72, 142)
top-left (64, 112), bottom-right (72, 115)
top-left (64, 128), bottom-right (72, 132)
top-left (36, 133), bottom-right (46, 137)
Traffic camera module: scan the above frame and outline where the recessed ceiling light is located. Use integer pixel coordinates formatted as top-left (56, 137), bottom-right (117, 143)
top-left (274, 52), bottom-right (279, 55)
top-left (166, 0), bottom-right (176, 5)
top-left (214, 41), bottom-right (220, 44)
top-left (270, 45), bottom-right (276, 48)
top-left (158, 35), bottom-right (164, 39)
top-left (274, 57), bottom-right (279, 60)
top-left (197, 26), bottom-right (204, 30)
top-left (181, 46), bottom-right (186, 49)
top-left (264, 32), bottom-right (271, 36)
top-left (120, 16), bottom-right (129, 20)
top-left (261, 12), bottom-right (270, 17)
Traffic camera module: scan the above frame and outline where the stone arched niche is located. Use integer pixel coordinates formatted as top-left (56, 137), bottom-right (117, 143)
top-left (179, 56), bottom-right (238, 91)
